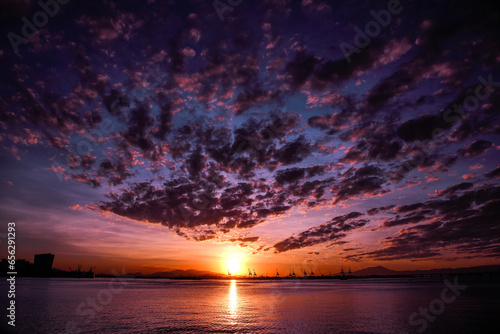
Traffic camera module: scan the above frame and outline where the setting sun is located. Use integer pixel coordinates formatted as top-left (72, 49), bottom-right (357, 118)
top-left (227, 257), bottom-right (240, 275)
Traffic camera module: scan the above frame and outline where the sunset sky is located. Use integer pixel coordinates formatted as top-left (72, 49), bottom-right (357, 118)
top-left (0, 0), bottom-right (499, 275)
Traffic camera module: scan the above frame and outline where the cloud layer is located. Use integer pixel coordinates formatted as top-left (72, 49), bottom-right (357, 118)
top-left (1, 0), bottom-right (499, 262)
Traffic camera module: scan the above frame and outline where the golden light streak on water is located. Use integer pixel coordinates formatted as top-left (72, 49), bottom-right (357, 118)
top-left (228, 279), bottom-right (238, 324)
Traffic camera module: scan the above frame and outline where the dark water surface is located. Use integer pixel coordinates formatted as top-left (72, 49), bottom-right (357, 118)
top-left (1, 276), bottom-right (499, 333)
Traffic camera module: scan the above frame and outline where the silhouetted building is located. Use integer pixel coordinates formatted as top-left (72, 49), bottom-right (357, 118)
top-left (16, 259), bottom-right (31, 274)
top-left (34, 253), bottom-right (54, 274)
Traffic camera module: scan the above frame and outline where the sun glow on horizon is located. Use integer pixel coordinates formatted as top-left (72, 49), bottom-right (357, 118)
top-left (227, 257), bottom-right (240, 275)
top-left (224, 252), bottom-right (246, 275)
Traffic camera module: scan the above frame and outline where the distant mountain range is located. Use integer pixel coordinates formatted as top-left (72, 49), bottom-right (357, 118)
top-left (353, 265), bottom-right (500, 276)
top-left (352, 266), bottom-right (399, 276)
top-left (120, 265), bottom-right (500, 278)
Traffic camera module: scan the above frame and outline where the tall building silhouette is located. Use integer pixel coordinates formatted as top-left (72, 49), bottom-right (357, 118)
top-left (34, 253), bottom-right (54, 274)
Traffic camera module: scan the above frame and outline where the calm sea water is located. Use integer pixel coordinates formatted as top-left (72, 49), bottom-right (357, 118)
top-left (1, 276), bottom-right (499, 333)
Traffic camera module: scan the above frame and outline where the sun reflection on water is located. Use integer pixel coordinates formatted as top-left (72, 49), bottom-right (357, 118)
top-left (228, 280), bottom-right (238, 322)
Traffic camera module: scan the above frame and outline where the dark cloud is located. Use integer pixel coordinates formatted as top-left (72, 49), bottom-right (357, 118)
top-left (273, 212), bottom-right (366, 253)
top-left (233, 85), bottom-right (278, 115)
top-left (275, 168), bottom-right (306, 184)
top-left (485, 166), bottom-right (500, 179)
top-left (186, 147), bottom-right (206, 178)
top-left (434, 182), bottom-right (473, 197)
top-left (397, 115), bottom-right (451, 142)
top-left (284, 52), bottom-right (318, 90)
top-left (273, 181), bottom-right (500, 259)
top-left (123, 103), bottom-right (154, 152)
top-left (229, 237), bottom-right (259, 243)
top-left (383, 214), bottom-right (428, 228)
top-left (333, 165), bottom-right (388, 204)
top-left (349, 184), bottom-right (500, 260)
top-left (458, 140), bottom-right (493, 158)
top-left (274, 135), bottom-right (311, 165)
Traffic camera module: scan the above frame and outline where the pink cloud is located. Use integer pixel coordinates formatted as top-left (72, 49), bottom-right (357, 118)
top-left (425, 176), bottom-right (440, 183)
top-left (374, 38), bottom-right (412, 68)
top-left (50, 165), bottom-right (66, 174)
top-left (181, 48), bottom-right (196, 57)
top-left (421, 61), bottom-right (458, 82)
top-left (396, 179), bottom-right (422, 191)
top-left (469, 164), bottom-right (484, 170)
top-left (189, 28), bottom-right (201, 43)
